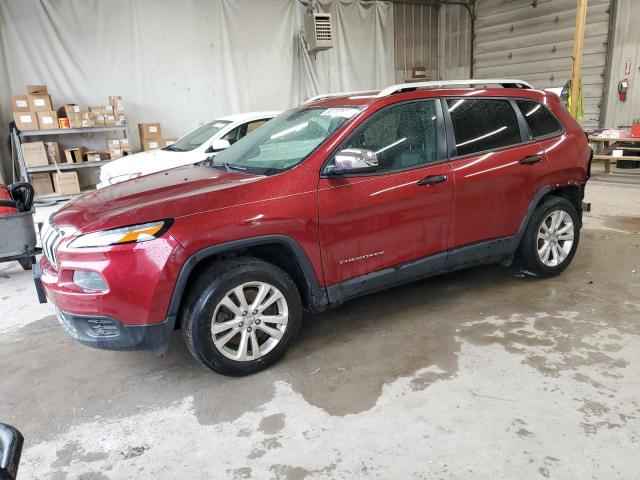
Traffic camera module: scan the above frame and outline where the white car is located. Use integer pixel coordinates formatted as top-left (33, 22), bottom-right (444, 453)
top-left (98, 111), bottom-right (279, 187)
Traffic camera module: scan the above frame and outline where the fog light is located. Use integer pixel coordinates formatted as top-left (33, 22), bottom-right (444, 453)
top-left (73, 271), bottom-right (108, 291)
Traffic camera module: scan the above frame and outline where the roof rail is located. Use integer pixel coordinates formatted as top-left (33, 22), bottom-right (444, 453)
top-left (377, 79), bottom-right (533, 97)
top-left (304, 90), bottom-right (378, 104)
top-left (302, 79), bottom-right (534, 104)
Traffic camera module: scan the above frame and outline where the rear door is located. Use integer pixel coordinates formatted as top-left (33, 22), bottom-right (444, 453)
top-left (444, 97), bottom-right (550, 248)
top-left (318, 100), bottom-right (453, 286)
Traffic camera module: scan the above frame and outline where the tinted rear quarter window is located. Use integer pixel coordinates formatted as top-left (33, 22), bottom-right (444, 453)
top-left (447, 99), bottom-right (521, 156)
top-left (515, 100), bottom-right (562, 139)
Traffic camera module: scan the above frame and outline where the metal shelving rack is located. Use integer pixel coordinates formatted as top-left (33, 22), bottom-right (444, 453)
top-left (10, 124), bottom-right (130, 202)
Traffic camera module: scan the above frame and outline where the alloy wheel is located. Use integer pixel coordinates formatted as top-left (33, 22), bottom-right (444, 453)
top-left (211, 281), bottom-right (289, 361)
top-left (536, 209), bottom-right (574, 267)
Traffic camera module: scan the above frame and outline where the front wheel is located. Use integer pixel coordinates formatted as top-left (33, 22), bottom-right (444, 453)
top-left (182, 257), bottom-right (302, 376)
top-left (515, 196), bottom-right (580, 277)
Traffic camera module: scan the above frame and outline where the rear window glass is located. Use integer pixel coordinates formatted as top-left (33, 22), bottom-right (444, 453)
top-left (447, 99), bottom-right (522, 157)
top-left (516, 100), bottom-right (562, 139)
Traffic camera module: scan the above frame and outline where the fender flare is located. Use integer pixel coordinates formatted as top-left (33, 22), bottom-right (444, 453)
top-left (165, 235), bottom-right (328, 325)
top-left (515, 186), bottom-right (552, 241)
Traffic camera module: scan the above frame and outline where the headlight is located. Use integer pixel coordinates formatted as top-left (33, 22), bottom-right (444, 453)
top-left (68, 220), bottom-right (173, 248)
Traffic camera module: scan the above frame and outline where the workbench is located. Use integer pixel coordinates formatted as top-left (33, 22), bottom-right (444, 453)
top-left (588, 136), bottom-right (640, 174)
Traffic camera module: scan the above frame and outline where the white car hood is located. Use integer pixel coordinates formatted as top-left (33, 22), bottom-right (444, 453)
top-left (100, 148), bottom-right (208, 185)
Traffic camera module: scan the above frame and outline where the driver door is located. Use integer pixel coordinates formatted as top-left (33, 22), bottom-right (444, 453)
top-left (318, 100), bottom-right (453, 287)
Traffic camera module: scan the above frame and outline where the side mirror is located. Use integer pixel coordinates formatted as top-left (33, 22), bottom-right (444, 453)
top-left (325, 148), bottom-right (378, 176)
top-left (0, 424), bottom-right (24, 480)
top-left (205, 139), bottom-right (231, 154)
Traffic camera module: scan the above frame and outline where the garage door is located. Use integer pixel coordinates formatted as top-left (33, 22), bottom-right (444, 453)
top-left (474, 0), bottom-right (612, 129)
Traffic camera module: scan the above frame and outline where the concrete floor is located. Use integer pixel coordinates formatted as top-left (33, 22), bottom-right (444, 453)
top-left (1, 171), bottom-right (639, 479)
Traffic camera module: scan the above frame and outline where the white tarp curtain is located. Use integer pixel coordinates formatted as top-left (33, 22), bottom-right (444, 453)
top-left (0, 0), bottom-right (394, 179)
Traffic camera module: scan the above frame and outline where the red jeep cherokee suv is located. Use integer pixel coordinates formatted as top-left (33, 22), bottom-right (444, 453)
top-left (35, 79), bottom-right (591, 376)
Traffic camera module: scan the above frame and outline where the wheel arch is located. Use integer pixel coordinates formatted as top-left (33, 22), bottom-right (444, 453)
top-left (517, 184), bottom-right (584, 241)
top-left (167, 235), bottom-right (328, 329)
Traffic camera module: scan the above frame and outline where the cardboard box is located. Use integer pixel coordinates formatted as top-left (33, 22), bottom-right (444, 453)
top-left (109, 96), bottom-right (125, 114)
top-left (64, 147), bottom-right (86, 164)
top-left (84, 151), bottom-right (109, 162)
top-left (119, 138), bottom-right (130, 147)
top-left (27, 85), bottom-right (48, 95)
top-left (27, 94), bottom-right (52, 112)
top-left (79, 111), bottom-right (94, 128)
top-left (163, 137), bottom-right (178, 147)
top-left (36, 111), bottom-right (58, 130)
top-left (104, 114), bottom-right (116, 126)
top-left (13, 112), bottom-right (39, 131)
top-left (57, 104), bottom-right (81, 118)
top-left (142, 139), bottom-right (161, 151)
top-left (44, 142), bottom-right (61, 165)
top-left (138, 123), bottom-right (161, 139)
top-left (109, 148), bottom-right (123, 160)
top-left (53, 171), bottom-right (81, 195)
top-left (10, 95), bottom-right (29, 112)
top-left (107, 138), bottom-right (121, 149)
top-left (21, 142), bottom-right (49, 167)
top-left (92, 112), bottom-right (106, 126)
top-left (28, 172), bottom-right (54, 197)
top-left (115, 115), bottom-right (126, 126)
top-left (67, 113), bottom-right (83, 128)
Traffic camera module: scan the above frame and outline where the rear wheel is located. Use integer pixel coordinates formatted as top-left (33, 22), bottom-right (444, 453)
top-left (515, 196), bottom-right (580, 277)
top-left (182, 257), bottom-right (302, 376)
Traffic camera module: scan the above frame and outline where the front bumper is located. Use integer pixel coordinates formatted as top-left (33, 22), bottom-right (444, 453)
top-left (34, 265), bottom-right (176, 354)
top-left (35, 232), bottom-right (188, 353)
top-left (53, 306), bottom-right (175, 353)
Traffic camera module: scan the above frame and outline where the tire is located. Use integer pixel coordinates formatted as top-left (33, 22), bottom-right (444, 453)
top-left (182, 256), bottom-right (302, 376)
top-left (515, 195), bottom-right (580, 277)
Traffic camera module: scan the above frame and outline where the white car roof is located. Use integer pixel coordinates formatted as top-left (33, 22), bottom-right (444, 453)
top-left (216, 111), bottom-right (281, 123)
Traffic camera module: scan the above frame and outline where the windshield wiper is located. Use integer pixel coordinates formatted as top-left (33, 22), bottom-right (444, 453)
top-left (219, 162), bottom-right (247, 172)
top-left (163, 145), bottom-right (188, 152)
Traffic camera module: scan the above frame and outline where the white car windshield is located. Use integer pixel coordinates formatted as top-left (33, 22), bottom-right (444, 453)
top-left (164, 120), bottom-right (232, 152)
top-left (210, 106), bottom-right (363, 175)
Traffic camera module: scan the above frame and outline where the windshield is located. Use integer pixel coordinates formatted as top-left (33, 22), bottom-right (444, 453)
top-left (164, 120), bottom-right (232, 152)
top-left (210, 106), bottom-right (363, 175)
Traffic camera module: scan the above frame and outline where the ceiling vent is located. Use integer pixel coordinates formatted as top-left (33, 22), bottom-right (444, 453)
top-left (305, 13), bottom-right (333, 53)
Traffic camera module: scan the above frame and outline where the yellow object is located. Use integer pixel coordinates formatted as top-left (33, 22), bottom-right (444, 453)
top-left (567, 79), bottom-right (584, 121)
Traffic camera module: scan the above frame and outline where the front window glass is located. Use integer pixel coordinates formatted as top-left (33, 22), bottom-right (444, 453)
top-left (164, 120), bottom-right (232, 152)
top-left (211, 107), bottom-right (363, 175)
top-left (325, 101), bottom-right (439, 173)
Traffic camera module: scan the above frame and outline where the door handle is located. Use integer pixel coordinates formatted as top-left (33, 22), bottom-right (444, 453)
top-left (417, 174), bottom-right (448, 186)
top-left (519, 155), bottom-right (542, 165)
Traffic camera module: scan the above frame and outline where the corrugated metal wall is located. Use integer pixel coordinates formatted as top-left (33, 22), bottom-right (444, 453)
top-left (394, 3), bottom-right (439, 82)
top-left (393, 2), bottom-right (472, 82)
top-left (474, 0), bottom-right (612, 129)
top-left (603, 0), bottom-right (640, 128)
top-left (439, 4), bottom-right (472, 80)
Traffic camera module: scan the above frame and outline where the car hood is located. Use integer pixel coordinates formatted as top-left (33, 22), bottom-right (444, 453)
top-left (101, 148), bottom-right (204, 179)
top-left (53, 164), bottom-right (264, 233)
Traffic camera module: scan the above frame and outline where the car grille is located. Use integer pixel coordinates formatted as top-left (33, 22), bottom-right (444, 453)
top-left (41, 221), bottom-right (63, 269)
